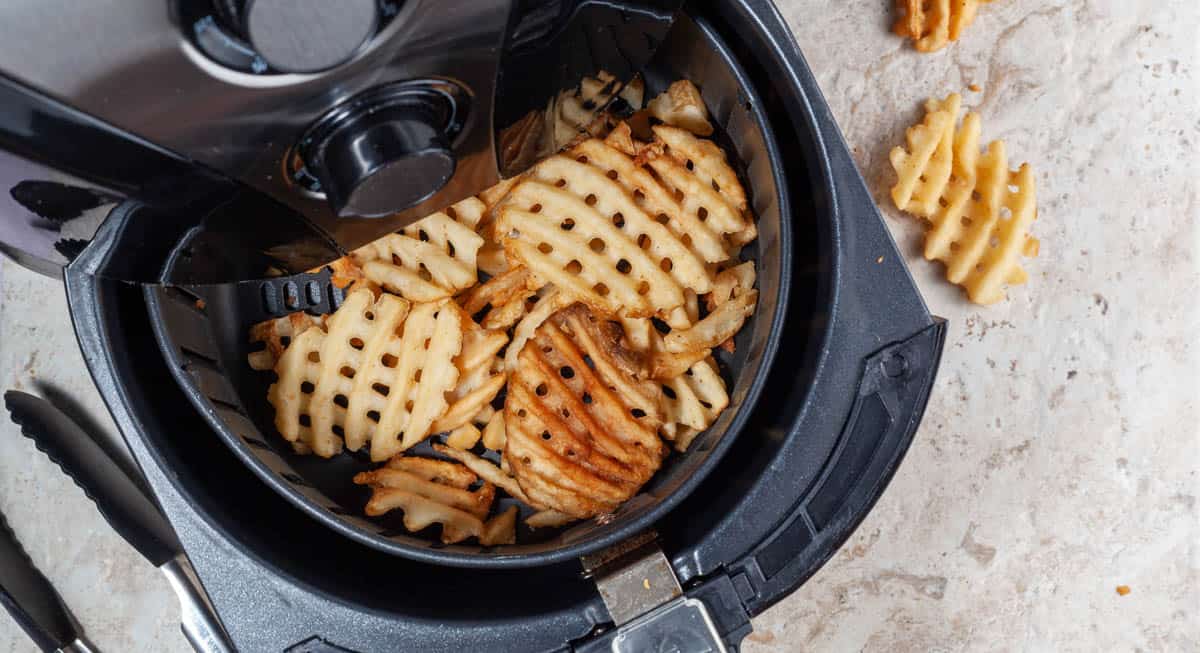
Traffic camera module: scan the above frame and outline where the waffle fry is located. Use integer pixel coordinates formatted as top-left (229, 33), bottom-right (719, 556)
top-left (446, 423), bottom-right (481, 450)
top-left (350, 197), bottom-right (486, 302)
top-left (354, 456), bottom-right (512, 545)
top-left (890, 94), bottom-right (1039, 304)
top-left (505, 304), bottom-right (665, 518)
top-left (248, 312), bottom-right (323, 371)
top-left (458, 266), bottom-right (541, 330)
top-left (660, 357), bottom-right (729, 452)
top-left (496, 151), bottom-right (712, 317)
top-left (430, 319), bottom-right (507, 435)
top-left (267, 289), bottom-right (469, 459)
top-left (481, 411), bottom-right (507, 451)
top-left (432, 443), bottom-right (540, 508)
top-left (525, 510), bottom-right (577, 529)
top-left (504, 286), bottom-right (571, 372)
top-left (663, 289), bottom-right (757, 354)
top-left (593, 124), bottom-right (743, 263)
top-left (893, 0), bottom-right (994, 53)
top-left (647, 80), bottom-right (713, 137)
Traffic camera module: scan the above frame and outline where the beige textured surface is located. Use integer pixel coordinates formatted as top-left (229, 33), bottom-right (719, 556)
top-left (0, 0), bottom-right (1197, 651)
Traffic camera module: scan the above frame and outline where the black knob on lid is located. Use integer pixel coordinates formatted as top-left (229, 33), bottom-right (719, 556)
top-left (303, 86), bottom-right (460, 218)
top-left (239, 0), bottom-right (377, 73)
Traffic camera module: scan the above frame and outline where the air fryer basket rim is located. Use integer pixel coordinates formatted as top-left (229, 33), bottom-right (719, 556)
top-left (144, 12), bottom-right (799, 569)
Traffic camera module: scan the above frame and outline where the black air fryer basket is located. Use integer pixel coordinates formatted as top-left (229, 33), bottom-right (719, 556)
top-left (64, 1), bottom-right (945, 650)
top-left (146, 12), bottom-right (791, 568)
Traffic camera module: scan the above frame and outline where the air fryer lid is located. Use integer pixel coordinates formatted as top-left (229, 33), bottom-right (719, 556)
top-left (146, 12), bottom-right (793, 569)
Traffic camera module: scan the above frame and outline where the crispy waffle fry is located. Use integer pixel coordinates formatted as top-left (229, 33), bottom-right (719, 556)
top-left (591, 125), bottom-right (736, 263)
top-left (638, 125), bottom-right (757, 248)
top-left (647, 80), bottom-right (713, 137)
top-left (267, 290), bottom-right (469, 459)
top-left (525, 510), bottom-right (577, 529)
top-left (481, 505), bottom-right (518, 546)
top-left (481, 411), bottom-right (507, 451)
top-left (458, 266), bottom-right (541, 330)
top-left (496, 153), bottom-right (713, 318)
top-left (505, 286), bottom-right (571, 372)
top-left (430, 320), bottom-right (507, 435)
top-left (663, 289), bottom-right (757, 354)
top-left (248, 312), bottom-right (323, 371)
top-left (706, 261), bottom-right (757, 312)
top-left (505, 304), bottom-right (665, 518)
top-left (350, 197), bottom-right (486, 302)
top-left (354, 456), bottom-right (510, 544)
top-left (432, 443), bottom-right (540, 508)
top-left (660, 358), bottom-right (729, 452)
top-left (890, 94), bottom-right (1039, 304)
top-left (893, 0), bottom-right (994, 53)
top-left (446, 423), bottom-right (481, 450)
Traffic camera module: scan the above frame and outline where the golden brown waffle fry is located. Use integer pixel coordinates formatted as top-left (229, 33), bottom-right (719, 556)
top-left (458, 266), bottom-right (541, 330)
top-left (525, 510), bottom-right (577, 529)
top-left (354, 456), bottom-right (512, 544)
top-left (248, 312), bottom-right (323, 371)
top-left (893, 0), bottom-right (994, 53)
top-left (350, 197), bottom-right (486, 302)
top-left (430, 320), bottom-right (507, 434)
top-left (496, 150), bottom-right (713, 318)
top-left (446, 423), bottom-right (481, 450)
top-left (481, 411), bottom-right (507, 451)
top-left (432, 443), bottom-right (540, 508)
top-left (660, 358), bottom-right (729, 452)
top-left (890, 94), bottom-right (1039, 304)
top-left (266, 289), bottom-right (468, 460)
top-left (663, 289), bottom-right (757, 354)
top-left (504, 286), bottom-right (571, 372)
top-left (504, 304), bottom-right (665, 518)
top-left (647, 80), bottom-right (713, 137)
top-left (597, 124), bottom-right (748, 262)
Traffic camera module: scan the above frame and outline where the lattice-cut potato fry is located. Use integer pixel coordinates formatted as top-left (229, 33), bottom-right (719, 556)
top-left (890, 95), bottom-right (960, 216)
top-left (890, 94), bottom-right (1040, 304)
top-left (497, 152), bottom-right (712, 317)
top-left (505, 287), bottom-right (571, 372)
top-left (248, 312), bottom-right (323, 371)
top-left (660, 357), bottom-right (729, 452)
top-left (505, 304), bottom-right (665, 518)
top-left (588, 126), bottom-right (730, 263)
top-left (639, 126), bottom-right (757, 248)
top-left (458, 266), bottom-right (541, 330)
top-left (481, 411), bottom-right (507, 451)
top-left (663, 289), bottom-right (757, 354)
top-left (705, 261), bottom-right (757, 312)
top-left (893, 0), bottom-right (994, 53)
top-left (350, 198), bottom-right (485, 302)
top-left (431, 317), bottom-right (508, 435)
top-left (525, 510), bottom-right (577, 529)
top-left (354, 456), bottom-right (499, 544)
top-left (265, 289), bottom-right (470, 460)
top-left (647, 80), bottom-right (713, 136)
top-left (432, 443), bottom-right (539, 508)
top-left (446, 423), bottom-right (481, 450)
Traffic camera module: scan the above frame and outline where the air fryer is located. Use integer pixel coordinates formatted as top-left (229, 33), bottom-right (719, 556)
top-left (4, 0), bottom-right (944, 651)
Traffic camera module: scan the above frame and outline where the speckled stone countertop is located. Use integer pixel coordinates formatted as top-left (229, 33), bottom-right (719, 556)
top-left (1, 1), bottom-right (1197, 651)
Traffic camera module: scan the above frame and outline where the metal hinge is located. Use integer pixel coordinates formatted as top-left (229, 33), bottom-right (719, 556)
top-left (580, 532), bottom-right (726, 653)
